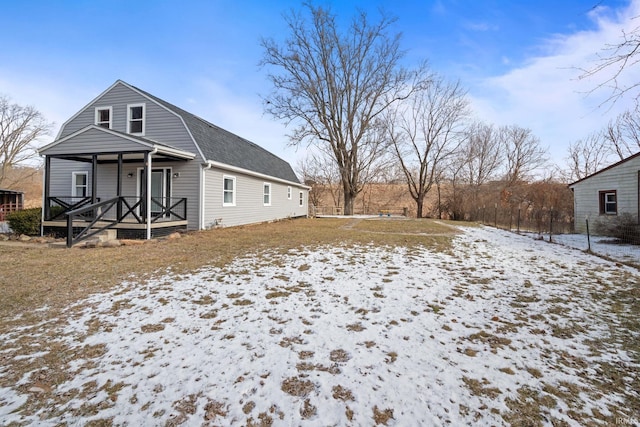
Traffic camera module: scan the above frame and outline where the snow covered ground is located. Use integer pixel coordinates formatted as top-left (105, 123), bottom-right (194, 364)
top-left (1, 226), bottom-right (639, 425)
top-left (549, 233), bottom-right (640, 266)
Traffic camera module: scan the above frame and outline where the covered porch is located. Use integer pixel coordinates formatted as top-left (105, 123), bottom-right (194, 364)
top-left (39, 126), bottom-right (196, 247)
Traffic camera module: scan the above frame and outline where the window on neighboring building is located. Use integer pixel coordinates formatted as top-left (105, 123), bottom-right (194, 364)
top-left (263, 183), bottom-right (271, 206)
top-left (287, 186), bottom-right (292, 200)
top-left (299, 191), bottom-right (304, 207)
top-left (223, 176), bottom-right (236, 206)
top-left (127, 103), bottom-right (145, 134)
top-left (599, 190), bottom-right (617, 215)
top-left (95, 107), bottom-right (112, 128)
top-left (72, 172), bottom-right (88, 198)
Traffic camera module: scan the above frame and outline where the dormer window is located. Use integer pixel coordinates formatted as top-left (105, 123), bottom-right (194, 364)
top-left (95, 107), bottom-right (112, 128)
top-left (127, 103), bottom-right (145, 135)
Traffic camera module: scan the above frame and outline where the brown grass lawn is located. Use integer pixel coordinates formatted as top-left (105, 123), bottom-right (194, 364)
top-left (1, 217), bottom-right (639, 425)
top-left (0, 217), bottom-right (460, 322)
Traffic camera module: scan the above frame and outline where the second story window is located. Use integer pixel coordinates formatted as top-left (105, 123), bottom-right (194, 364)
top-left (95, 107), bottom-right (112, 128)
top-left (127, 103), bottom-right (145, 135)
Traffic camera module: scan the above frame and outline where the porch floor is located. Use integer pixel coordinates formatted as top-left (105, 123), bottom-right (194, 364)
top-left (43, 219), bottom-right (188, 230)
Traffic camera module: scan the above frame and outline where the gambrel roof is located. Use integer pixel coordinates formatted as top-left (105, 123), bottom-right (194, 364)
top-left (126, 82), bottom-right (301, 184)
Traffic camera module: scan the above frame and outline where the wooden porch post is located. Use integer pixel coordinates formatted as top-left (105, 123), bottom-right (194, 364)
top-left (145, 151), bottom-right (152, 240)
top-left (117, 153), bottom-right (123, 220)
top-left (91, 154), bottom-right (97, 204)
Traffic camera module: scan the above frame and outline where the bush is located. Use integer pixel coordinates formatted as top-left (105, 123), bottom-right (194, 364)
top-left (6, 208), bottom-right (41, 236)
top-left (594, 213), bottom-right (640, 245)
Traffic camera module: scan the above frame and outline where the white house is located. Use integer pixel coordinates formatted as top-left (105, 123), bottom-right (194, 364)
top-left (569, 151), bottom-right (640, 233)
top-left (38, 80), bottom-right (309, 246)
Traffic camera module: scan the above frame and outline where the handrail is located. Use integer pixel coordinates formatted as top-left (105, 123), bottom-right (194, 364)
top-left (64, 196), bottom-right (187, 247)
top-left (66, 197), bottom-right (119, 247)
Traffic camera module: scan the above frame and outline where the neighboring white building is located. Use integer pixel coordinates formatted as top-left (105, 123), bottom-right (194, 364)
top-left (569, 152), bottom-right (640, 233)
top-left (39, 80), bottom-right (309, 245)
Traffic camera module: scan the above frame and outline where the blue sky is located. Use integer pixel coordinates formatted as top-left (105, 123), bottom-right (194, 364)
top-left (1, 0), bottom-right (639, 174)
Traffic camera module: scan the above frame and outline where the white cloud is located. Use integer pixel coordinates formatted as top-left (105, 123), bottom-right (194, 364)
top-left (469, 0), bottom-right (640, 169)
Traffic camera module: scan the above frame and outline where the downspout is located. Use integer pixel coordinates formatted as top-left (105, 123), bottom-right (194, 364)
top-left (146, 147), bottom-right (158, 240)
top-left (201, 162), bottom-right (213, 230)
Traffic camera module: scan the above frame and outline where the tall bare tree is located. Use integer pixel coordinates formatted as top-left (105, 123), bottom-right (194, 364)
top-left (603, 109), bottom-right (640, 159)
top-left (461, 121), bottom-right (503, 189)
top-left (499, 124), bottom-right (548, 185)
top-left (386, 75), bottom-right (469, 218)
top-left (260, 4), bottom-right (426, 215)
top-left (0, 95), bottom-right (52, 186)
top-left (564, 131), bottom-right (612, 182)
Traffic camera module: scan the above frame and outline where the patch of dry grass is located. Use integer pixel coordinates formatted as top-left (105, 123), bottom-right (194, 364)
top-left (0, 218), bottom-right (461, 322)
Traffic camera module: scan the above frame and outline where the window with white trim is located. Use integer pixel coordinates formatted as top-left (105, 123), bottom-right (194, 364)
top-left (223, 176), bottom-right (236, 206)
top-left (95, 106), bottom-right (112, 128)
top-left (299, 191), bottom-right (304, 207)
top-left (72, 172), bottom-right (88, 198)
top-left (127, 103), bottom-right (146, 135)
top-left (599, 190), bottom-right (617, 215)
top-left (263, 183), bottom-right (271, 206)
top-left (287, 186), bottom-right (292, 200)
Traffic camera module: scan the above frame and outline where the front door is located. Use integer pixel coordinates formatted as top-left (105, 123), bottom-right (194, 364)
top-left (139, 168), bottom-right (172, 217)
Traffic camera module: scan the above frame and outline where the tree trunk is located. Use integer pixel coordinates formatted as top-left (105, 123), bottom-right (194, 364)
top-left (416, 198), bottom-right (424, 218)
top-left (343, 191), bottom-right (356, 215)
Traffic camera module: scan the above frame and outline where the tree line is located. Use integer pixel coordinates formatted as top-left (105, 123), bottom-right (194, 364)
top-left (261, 3), bottom-right (639, 219)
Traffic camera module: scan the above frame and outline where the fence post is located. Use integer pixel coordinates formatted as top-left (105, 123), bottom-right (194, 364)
top-left (586, 216), bottom-right (591, 252)
top-left (517, 207), bottom-right (521, 233)
top-left (494, 203), bottom-right (498, 228)
top-left (549, 209), bottom-right (553, 242)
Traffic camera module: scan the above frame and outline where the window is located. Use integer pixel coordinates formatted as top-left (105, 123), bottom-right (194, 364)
top-left (599, 190), bottom-right (617, 215)
top-left (72, 172), bottom-right (88, 198)
top-left (95, 107), bottom-right (112, 128)
top-left (127, 103), bottom-right (146, 135)
top-left (287, 186), bottom-right (292, 200)
top-left (299, 191), bottom-right (304, 207)
top-left (263, 183), bottom-right (271, 206)
top-left (223, 176), bottom-right (235, 206)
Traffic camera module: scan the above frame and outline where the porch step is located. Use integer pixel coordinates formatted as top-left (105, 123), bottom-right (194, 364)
top-left (93, 228), bottom-right (117, 243)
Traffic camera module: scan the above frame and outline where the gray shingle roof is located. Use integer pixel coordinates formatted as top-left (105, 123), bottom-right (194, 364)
top-left (129, 83), bottom-right (301, 184)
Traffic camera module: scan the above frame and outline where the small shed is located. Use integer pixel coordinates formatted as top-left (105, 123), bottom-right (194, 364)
top-left (0, 189), bottom-right (24, 222)
top-left (568, 151), bottom-right (640, 233)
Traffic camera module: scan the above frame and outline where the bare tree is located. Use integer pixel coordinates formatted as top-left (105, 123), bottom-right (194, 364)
top-left (0, 95), bottom-right (52, 186)
top-left (564, 131), bottom-right (612, 182)
top-left (461, 121), bottom-right (503, 189)
top-left (386, 76), bottom-right (469, 218)
top-left (260, 4), bottom-right (426, 215)
top-left (499, 125), bottom-right (548, 185)
top-left (603, 109), bottom-right (640, 159)
top-left (577, 18), bottom-right (640, 109)
top-left (295, 148), bottom-right (342, 210)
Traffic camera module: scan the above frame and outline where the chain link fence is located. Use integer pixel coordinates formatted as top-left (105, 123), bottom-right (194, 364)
top-left (477, 207), bottom-right (640, 267)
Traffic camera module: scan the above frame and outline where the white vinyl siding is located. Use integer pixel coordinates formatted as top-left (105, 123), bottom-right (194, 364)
top-left (127, 103), bottom-right (146, 135)
top-left (203, 168), bottom-right (308, 228)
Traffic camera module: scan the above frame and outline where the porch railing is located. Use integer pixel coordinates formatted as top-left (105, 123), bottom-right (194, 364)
top-left (54, 196), bottom-right (187, 247)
